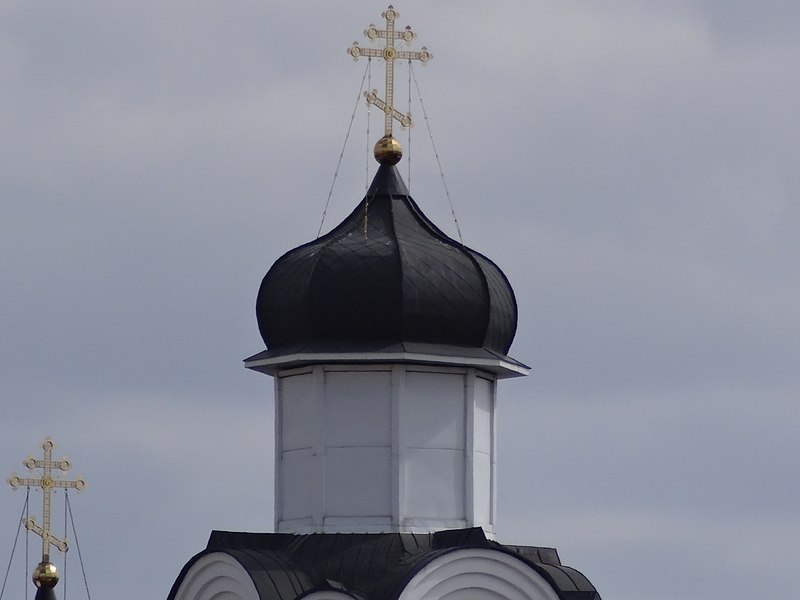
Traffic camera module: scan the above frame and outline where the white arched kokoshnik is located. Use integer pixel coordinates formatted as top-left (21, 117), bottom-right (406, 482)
top-left (173, 552), bottom-right (259, 600)
top-left (397, 548), bottom-right (560, 600)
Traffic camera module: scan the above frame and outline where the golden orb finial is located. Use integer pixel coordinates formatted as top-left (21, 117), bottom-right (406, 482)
top-left (32, 561), bottom-right (59, 589)
top-left (374, 135), bottom-right (402, 165)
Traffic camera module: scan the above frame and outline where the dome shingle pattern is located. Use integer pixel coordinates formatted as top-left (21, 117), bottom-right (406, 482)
top-left (256, 164), bottom-right (517, 355)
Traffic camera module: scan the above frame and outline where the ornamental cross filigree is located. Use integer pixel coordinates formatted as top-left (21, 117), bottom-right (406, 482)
top-left (347, 5), bottom-right (432, 138)
top-left (8, 438), bottom-right (86, 560)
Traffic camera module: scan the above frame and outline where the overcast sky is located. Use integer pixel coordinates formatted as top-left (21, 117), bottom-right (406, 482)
top-left (1, 2), bottom-right (798, 600)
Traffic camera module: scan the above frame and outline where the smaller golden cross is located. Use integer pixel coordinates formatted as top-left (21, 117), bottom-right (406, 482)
top-left (7, 438), bottom-right (86, 561)
top-left (347, 5), bottom-right (432, 138)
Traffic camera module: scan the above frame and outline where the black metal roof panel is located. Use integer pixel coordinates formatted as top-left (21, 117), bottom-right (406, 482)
top-left (34, 588), bottom-right (57, 600)
top-left (256, 165), bottom-right (518, 355)
top-left (168, 528), bottom-right (601, 600)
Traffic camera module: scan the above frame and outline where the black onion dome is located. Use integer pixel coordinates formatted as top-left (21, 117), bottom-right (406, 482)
top-left (257, 164), bottom-right (518, 355)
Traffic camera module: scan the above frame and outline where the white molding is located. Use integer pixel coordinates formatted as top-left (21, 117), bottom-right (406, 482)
top-left (173, 552), bottom-right (259, 600)
top-left (274, 374), bottom-right (283, 532)
top-left (276, 521), bottom-right (471, 534)
top-left (276, 365), bottom-right (316, 378)
top-left (277, 517), bottom-right (314, 532)
top-left (391, 365), bottom-right (404, 528)
top-left (464, 369), bottom-right (476, 527)
top-left (397, 548), bottom-right (560, 600)
top-left (312, 365), bottom-right (325, 527)
top-left (490, 379), bottom-right (498, 529)
top-left (400, 517), bottom-right (468, 529)
top-left (319, 364), bottom-right (394, 373)
top-left (246, 351), bottom-right (529, 379)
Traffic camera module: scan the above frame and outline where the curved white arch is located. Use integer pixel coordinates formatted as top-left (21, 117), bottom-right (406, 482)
top-left (397, 548), bottom-right (559, 600)
top-left (173, 552), bottom-right (259, 600)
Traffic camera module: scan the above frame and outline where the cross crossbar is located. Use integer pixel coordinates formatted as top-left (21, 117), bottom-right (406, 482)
top-left (7, 438), bottom-right (87, 560)
top-left (347, 5), bottom-right (432, 137)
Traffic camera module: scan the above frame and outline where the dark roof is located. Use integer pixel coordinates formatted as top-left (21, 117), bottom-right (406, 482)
top-left (168, 528), bottom-right (600, 600)
top-left (256, 165), bottom-right (518, 357)
top-left (34, 588), bottom-right (56, 600)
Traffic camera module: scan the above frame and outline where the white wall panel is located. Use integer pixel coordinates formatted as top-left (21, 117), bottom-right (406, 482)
top-left (275, 364), bottom-right (498, 533)
top-left (472, 451), bottom-right (492, 525)
top-left (404, 372), bottom-right (465, 449)
top-left (474, 378), bottom-right (492, 454)
top-left (325, 446), bottom-right (391, 516)
top-left (405, 448), bottom-right (465, 519)
top-left (281, 372), bottom-right (316, 450)
top-left (281, 448), bottom-right (316, 520)
top-left (325, 371), bottom-right (391, 446)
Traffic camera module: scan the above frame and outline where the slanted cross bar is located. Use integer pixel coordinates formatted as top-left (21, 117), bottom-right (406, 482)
top-left (348, 5), bottom-right (432, 137)
top-left (8, 438), bottom-right (86, 560)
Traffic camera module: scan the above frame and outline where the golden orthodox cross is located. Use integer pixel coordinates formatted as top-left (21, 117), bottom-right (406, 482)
top-left (7, 438), bottom-right (86, 561)
top-left (347, 5), bottom-right (432, 138)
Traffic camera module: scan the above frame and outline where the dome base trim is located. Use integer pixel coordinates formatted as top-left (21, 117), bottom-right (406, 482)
top-left (244, 343), bottom-right (529, 379)
top-left (276, 518), bottom-right (479, 536)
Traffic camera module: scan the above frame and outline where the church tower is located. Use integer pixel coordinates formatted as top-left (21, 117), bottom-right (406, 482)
top-left (244, 4), bottom-right (527, 537)
top-left (245, 160), bottom-right (526, 538)
top-left (169, 6), bottom-right (600, 600)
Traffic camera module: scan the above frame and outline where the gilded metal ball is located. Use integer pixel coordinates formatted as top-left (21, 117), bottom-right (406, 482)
top-left (32, 561), bottom-right (59, 588)
top-left (374, 135), bottom-right (402, 165)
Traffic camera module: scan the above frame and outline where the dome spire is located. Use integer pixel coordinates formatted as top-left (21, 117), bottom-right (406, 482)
top-left (347, 5), bottom-right (433, 164)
